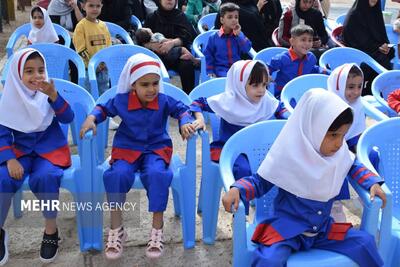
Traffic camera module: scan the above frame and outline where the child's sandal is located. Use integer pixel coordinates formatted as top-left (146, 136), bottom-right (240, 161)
top-left (146, 228), bottom-right (164, 259)
top-left (104, 226), bottom-right (127, 260)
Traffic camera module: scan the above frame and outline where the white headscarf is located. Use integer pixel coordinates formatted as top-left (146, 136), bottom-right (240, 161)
top-left (28, 6), bottom-right (59, 44)
top-left (327, 63), bottom-right (366, 141)
top-left (207, 60), bottom-right (279, 126)
top-left (0, 48), bottom-right (54, 133)
top-left (117, 53), bottom-right (164, 94)
top-left (257, 89), bottom-right (355, 202)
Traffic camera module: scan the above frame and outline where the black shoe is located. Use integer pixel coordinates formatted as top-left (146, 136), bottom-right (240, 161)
top-left (0, 228), bottom-right (8, 266)
top-left (39, 229), bottom-right (60, 263)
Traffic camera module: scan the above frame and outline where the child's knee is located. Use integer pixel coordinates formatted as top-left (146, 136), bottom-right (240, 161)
top-left (103, 161), bottom-right (135, 192)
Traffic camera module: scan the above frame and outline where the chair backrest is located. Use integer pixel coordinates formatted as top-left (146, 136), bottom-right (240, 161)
top-left (105, 22), bottom-right (134, 44)
top-left (323, 18), bottom-right (334, 35)
top-left (197, 13), bottom-right (217, 34)
top-left (189, 78), bottom-right (226, 141)
top-left (281, 74), bottom-right (329, 114)
top-left (53, 78), bottom-right (96, 155)
top-left (335, 14), bottom-right (346, 26)
top-left (5, 23), bottom-right (72, 58)
top-left (219, 120), bottom-right (286, 223)
top-left (330, 26), bottom-right (345, 47)
top-left (319, 47), bottom-right (387, 73)
top-left (192, 30), bottom-right (218, 58)
top-left (130, 15), bottom-right (142, 30)
top-left (357, 118), bottom-right (400, 215)
top-left (271, 27), bottom-right (281, 47)
top-left (371, 70), bottom-right (400, 117)
top-left (1, 43), bottom-right (86, 86)
top-left (87, 44), bottom-right (169, 99)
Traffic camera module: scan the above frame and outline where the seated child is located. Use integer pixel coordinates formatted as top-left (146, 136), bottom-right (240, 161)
top-left (388, 88), bottom-right (400, 114)
top-left (204, 2), bottom-right (252, 78)
top-left (191, 60), bottom-right (289, 211)
top-left (0, 48), bottom-right (74, 265)
top-left (222, 88), bottom-right (386, 267)
top-left (135, 27), bottom-right (199, 66)
top-left (268, 24), bottom-right (328, 99)
top-left (28, 6), bottom-right (59, 45)
top-left (80, 53), bottom-right (196, 260)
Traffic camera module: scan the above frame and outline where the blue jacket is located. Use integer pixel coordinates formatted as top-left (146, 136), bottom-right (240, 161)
top-left (0, 94), bottom-right (74, 167)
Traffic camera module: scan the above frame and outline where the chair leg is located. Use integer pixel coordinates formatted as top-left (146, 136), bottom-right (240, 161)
top-left (172, 187), bottom-right (181, 217)
top-left (72, 192), bottom-right (94, 252)
top-left (197, 178), bottom-right (204, 214)
top-left (13, 190), bottom-right (23, 219)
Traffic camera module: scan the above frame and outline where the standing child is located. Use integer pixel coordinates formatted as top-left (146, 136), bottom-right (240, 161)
top-left (28, 6), bottom-right (59, 45)
top-left (73, 0), bottom-right (111, 96)
top-left (268, 24), bottom-right (328, 99)
top-left (80, 53), bottom-right (196, 260)
top-left (0, 48), bottom-right (74, 265)
top-left (222, 88), bottom-right (386, 267)
top-left (191, 60), bottom-right (288, 211)
top-left (204, 3), bottom-right (252, 78)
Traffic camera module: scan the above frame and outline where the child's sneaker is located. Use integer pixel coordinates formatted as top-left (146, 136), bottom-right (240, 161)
top-left (146, 228), bottom-right (164, 259)
top-left (0, 228), bottom-right (9, 266)
top-left (40, 229), bottom-right (60, 263)
top-left (105, 226), bottom-right (127, 260)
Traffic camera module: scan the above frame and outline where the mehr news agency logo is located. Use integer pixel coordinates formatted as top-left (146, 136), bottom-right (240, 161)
top-left (20, 200), bottom-right (138, 212)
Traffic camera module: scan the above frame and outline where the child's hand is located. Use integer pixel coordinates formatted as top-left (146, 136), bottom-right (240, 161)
top-left (192, 118), bottom-right (206, 131)
top-left (7, 159), bottom-right (24, 180)
top-left (222, 188), bottom-right (240, 213)
top-left (233, 24), bottom-right (241, 35)
top-left (379, 43), bottom-right (390, 54)
top-left (80, 115), bottom-right (97, 139)
top-left (370, 183), bottom-right (387, 208)
top-left (257, 0), bottom-right (268, 11)
top-left (38, 79), bottom-right (58, 102)
top-left (160, 40), bottom-right (175, 54)
top-left (180, 123), bottom-right (196, 140)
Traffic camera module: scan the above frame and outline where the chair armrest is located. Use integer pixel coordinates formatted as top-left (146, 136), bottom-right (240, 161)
top-left (6, 32), bottom-right (20, 58)
top-left (361, 98), bottom-right (389, 121)
top-left (248, 48), bottom-right (257, 59)
top-left (87, 60), bottom-right (99, 99)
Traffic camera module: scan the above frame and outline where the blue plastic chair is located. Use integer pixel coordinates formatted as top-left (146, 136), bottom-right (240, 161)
top-left (87, 44), bottom-right (170, 99)
top-left (371, 70), bottom-right (400, 117)
top-left (5, 23), bottom-right (71, 58)
top-left (130, 15), bottom-right (142, 30)
top-left (192, 30), bottom-right (256, 83)
top-left (105, 21), bottom-right (134, 45)
top-left (281, 74), bottom-right (389, 121)
top-left (254, 47), bottom-right (288, 95)
top-left (220, 119), bottom-right (392, 267)
top-left (90, 83), bottom-right (197, 250)
top-left (197, 13), bottom-right (217, 34)
top-left (335, 13), bottom-right (346, 26)
top-left (357, 118), bottom-right (399, 266)
top-left (385, 24), bottom-right (399, 69)
top-left (188, 78), bottom-right (226, 244)
top-left (11, 78), bottom-right (97, 251)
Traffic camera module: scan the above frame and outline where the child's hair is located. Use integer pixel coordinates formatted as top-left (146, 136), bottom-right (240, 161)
top-left (290, 24), bottom-right (314, 37)
top-left (31, 6), bottom-right (43, 17)
top-left (135, 29), bottom-right (152, 46)
top-left (328, 108), bottom-right (353, 131)
top-left (219, 2), bottom-right (240, 17)
top-left (247, 61), bottom-right (269, 85)
top-left (348, 65), bottom-right (363, 78)
top-left (26, 51), bottom-right (44, 63)
top-left (81, 0), bottom-right (103, 3)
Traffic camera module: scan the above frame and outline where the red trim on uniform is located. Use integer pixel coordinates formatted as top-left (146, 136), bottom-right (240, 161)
top-left (12, 147), bottom-right (25, 158)
top-left (54, 101), bottom-right (68, 115)
top-left (130, 62), bottom-right (160, 75)
top-left (0, 146), bottom-right (12, 152)
top-left (252, 224), bottom-right (284, 245)
top-left (297, 59), bottom-right (304, 76)
top-left (128, 92), bottom-right (159, 110)
top-left (236, 180), bottom-right (251, 201)
top-left (288, 48), bottom-right (308, 62)
top-left (40, 145), bottom-right (72, 167)
top-left (240, 61), bottom-right (252, 82)
top-left (95, 106), bottom-right (106, 119)
top-left (210, 147), bottom-right (222, 162)
top-left (192, 101), bottom-right (203, 107)
top-left (352, 167), bottom-right (367, 179)
top-left (327, 222), bottom-right (352, 241)
top-left (227, 39), bottom-right (233, 65)
top-left (18, 50), bottom-right (33, 79)
top-left (153, 146), bottom-right (173, 164)
top-left (111, 147), bottom-right (142, 163)
top-left (241, 179), bottom-right (255, 200)
top-left (358, 173), bottom-right (376, 184)
top-left (336, 66), bottom-right (346, 91)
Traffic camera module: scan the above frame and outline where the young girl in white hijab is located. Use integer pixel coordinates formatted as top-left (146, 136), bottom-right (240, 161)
top-left (222, 88), bottom-right (386, 267)
top-left (0, 48), bottom-right (74, 265)
top-left (28, 6), bottom-right (59, 45)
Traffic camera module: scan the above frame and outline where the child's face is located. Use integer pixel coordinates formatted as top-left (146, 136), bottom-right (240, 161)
top-left (245, 75), bottom-right (268, 104)
top-left (83, 0), bottom-right (102, 21)
top-left (319, 123), bottom-right (351, 157)
top-left (22, 57), bottom-right (46, 91)
top-left (299, 0), bottom-right (314, 11)
top-left (290, 33), bottom-right (313, 57)
top-left (220, 11), bottom-right (239, 32)
top-left (131, 74), bottom-right (160, 105)
top-left (32, 10), bottom-right (44, 29)
top-left (345, 75), bottom-right (363, 103)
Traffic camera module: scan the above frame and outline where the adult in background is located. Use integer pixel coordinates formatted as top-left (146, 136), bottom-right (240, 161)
top-left (214, 0), bottom-right (270, 51)
top-left (258, 0), bottom-right (282, 47)
top-left (98, 0), bottom-right (141, 31)
top-left (47, 0), bottom-right (83, 33)
top-left (343, 0), bottom-right (394, 95)
top-left (144, 0), bottom-right (197, 93)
